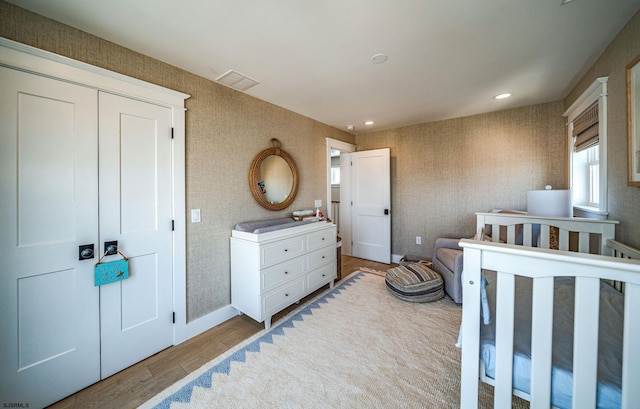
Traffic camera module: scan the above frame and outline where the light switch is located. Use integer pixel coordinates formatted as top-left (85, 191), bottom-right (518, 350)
top-left (191, 209), bottom-right (201, 223)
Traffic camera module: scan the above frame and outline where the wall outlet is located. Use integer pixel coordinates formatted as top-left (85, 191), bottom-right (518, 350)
top-left (416, 236), bottom-right (422, 245)
top-left (191, 209), bottom-right (201, 223)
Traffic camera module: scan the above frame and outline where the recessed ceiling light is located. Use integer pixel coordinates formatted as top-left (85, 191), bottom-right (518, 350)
top-left (364, 121), bottom-right (374, 125)
top-left (371, 54), bottom-right (388, 64)
top-left (494, 93), bottom-right (512, 100)
top-left (346, 125), bottom-right (355, 131)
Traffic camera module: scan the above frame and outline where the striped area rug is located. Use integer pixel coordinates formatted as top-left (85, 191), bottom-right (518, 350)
top-left (139, 271), bottom-right (528, 408)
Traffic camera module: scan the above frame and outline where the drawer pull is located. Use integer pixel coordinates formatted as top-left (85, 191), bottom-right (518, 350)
top-left (322, 256), bottom-right (325, 259)
top-left (284, 249), bottom-right (288, 252)
top-left (284, 271), bottom-right (288, 275)
top-left (322, 237), bottom-right (325, 241)
top-left (285, 293), bottom-right (289, 297)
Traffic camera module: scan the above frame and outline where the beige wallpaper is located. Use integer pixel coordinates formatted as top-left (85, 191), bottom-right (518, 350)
top-left (0, 1), bottom-right (355, 321)
top-left (564, 10), bottom-right (640, 249)
top-left (3, 0), bottom-right (638, 323)
top-left (355, 102), bottom-right (567, 259)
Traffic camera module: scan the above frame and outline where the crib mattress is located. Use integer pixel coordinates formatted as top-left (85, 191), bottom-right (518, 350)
top-left (480, 270), bottom-right (624, 409)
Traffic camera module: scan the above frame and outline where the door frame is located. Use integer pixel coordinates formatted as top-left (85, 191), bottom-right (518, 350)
top-left (325, 138), bottom-right (356, 255)
top-left (0, 37), bottom-right (190, 345)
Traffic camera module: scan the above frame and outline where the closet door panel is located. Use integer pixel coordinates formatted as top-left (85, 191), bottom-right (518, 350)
top-left (17, 92), bottom-right (76, 244)
top-left (0, 67), bottom-right (100, 408)
top-left (119, 111), bottom-right (159, 232)
top-left (98, 92), bottom-right (174, 379)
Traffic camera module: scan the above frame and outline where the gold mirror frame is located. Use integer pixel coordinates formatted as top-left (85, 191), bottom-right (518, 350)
top-left (627, 54), bottom-right (640, 186)
top-left (249, 139), bottom-right (299, 210)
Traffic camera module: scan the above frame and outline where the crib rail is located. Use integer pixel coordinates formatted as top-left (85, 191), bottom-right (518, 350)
top-left (476, 212), bottom-right (618, 255)
top-left (459, 240), bottom-right (640, 409)
top-left (606, 239), bottom-right (640, 292)
top-left (608, 238), bottom-right (640, 259)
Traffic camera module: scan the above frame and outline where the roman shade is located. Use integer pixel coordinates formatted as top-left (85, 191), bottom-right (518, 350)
top-left (573, 102), bottom-right (599, 152)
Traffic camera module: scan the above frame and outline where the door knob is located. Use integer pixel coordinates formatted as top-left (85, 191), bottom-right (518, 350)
top-left (104, 240), bottom-right (118, 255)
top-left (79, 244), bottom-right (95, 260)
top-left (384, 209), bottom-right (389, 215)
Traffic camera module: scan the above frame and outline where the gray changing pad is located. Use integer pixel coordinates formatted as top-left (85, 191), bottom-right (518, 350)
top-left (234, 217), bottom-right (312, 234)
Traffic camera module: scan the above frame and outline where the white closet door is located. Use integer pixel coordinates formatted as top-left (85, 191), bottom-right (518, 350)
top-left (0, 67), bottom-right (101, 408)
top-left (98, 92), bottom-right (174, 378)
top-left (350, 148), bottom-right (391, 264)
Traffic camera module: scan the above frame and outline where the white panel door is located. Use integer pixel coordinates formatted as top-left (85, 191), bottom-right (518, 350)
top-left (98, 92), bottom-right (174, 378)
top-left (0, 67), bottom-right (101, 408)
top-left (351, 148), bottom-right (391, 263)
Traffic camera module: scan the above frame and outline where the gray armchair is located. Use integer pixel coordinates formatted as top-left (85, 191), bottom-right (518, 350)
top-left (432, 238), bottom-right (463, 303)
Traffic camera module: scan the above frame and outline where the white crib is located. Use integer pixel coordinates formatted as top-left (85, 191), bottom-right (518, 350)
top-left (459, 213), bottom-right (640, 408)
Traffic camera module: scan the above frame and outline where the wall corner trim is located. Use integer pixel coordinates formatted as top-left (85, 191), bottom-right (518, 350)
top-left (184, 305), bottom-right (240, 342)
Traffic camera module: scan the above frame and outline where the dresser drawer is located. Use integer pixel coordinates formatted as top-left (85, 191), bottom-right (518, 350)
top-left (263, 278), bottom-right (305, 316)
top-left (308, 245), bottom-right (335, 270)
top-left (262, 257), bottom-right (305, 292)
top-left (307, 264), bottom-right (336, 289)
top-left (261, 236), bottom-right (305, 267)
top-left (307, 228), bottom-right (335, 251)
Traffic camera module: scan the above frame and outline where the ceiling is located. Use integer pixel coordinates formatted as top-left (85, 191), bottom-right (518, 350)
top-left (7, 0), bottom-right (640, 134)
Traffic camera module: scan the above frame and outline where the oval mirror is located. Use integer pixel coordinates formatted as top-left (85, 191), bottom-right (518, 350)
top-left (249, 139), bottom-right (298, 210)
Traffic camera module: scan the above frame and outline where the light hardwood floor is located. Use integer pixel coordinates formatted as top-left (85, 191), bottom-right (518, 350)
top-left (48, 255), bottom-right (394, 409)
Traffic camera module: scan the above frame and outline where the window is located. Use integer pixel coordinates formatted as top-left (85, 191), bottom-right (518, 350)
top-left (588, 146), bottom-right (599, 206)
top-left (564, 77), bottom-right (608, 217)
top-left (572, 144), bottom-right (599, 207)
top-left (331, 165), bottom-right (340, 185)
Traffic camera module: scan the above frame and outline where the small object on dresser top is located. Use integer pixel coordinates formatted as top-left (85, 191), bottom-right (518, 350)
top-left (292, 209), bottom-right (320, 221)
top-left (292, 209), bottom-right (315, 216)
top-left (293, 216), bottom-right (321, 222)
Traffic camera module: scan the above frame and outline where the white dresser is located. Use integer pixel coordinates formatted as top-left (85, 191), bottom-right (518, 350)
top-left (231, 221), bottom-right (337, 329)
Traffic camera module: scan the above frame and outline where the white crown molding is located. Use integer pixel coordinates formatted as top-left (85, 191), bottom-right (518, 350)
top-left (0, 37), bottom-right (190, 108)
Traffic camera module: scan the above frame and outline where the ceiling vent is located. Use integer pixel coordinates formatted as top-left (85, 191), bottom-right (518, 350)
top-left (215, 70), bottom-right (259, 91)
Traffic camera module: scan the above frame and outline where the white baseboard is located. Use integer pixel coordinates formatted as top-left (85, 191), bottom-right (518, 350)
top-left (184, 304), bottom-right (240, 341)
top-left (391, 254), bottom-right (403, 264)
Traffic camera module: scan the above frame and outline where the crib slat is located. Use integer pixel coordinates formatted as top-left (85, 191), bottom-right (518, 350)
top-left (492, 224), bottom-right (500, 242)
top-left (578, 231), bottom-right (589, 253)
top-left (460, 247), bottom-right (482, 409)
top-left (523, 224), bottom-right (532, 246)
top-left (572, 277), bottom-right (600, 409)
top-left (558, 228), bottom-right (569, 251)
top-left (622, 283), bottom-right (640, 409)
top-left (494, 271), bottom-right (515, 409)
top-left (539, 225), bottom-right (550, 248)
top-left (507, 224), bottom-right (516, 244)
top-left (530, 277), bottom-right (554, 408)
